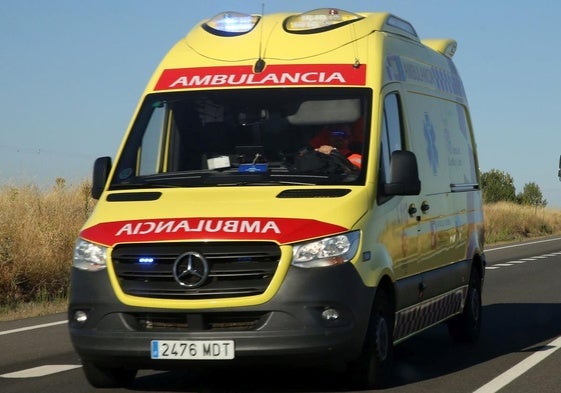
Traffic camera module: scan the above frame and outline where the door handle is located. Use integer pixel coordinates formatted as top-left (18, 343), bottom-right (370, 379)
top-left (408, 203), bottom-right (417, 216)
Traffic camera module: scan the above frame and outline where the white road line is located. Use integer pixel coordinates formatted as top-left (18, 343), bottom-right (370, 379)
top-left (1, 365), bottom-right (81, 378)
top-left (473, 336), bottom-right (561, 393)
top-left (488, 252), bottom-right (558, 269)
top-left (0, 320), bottom-right (67, 336)
top-left (485, 237), bottom-right (561, 252)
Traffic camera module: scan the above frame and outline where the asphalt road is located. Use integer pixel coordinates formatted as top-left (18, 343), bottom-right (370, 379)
top-left (1, 236), bottom-right (561, 393)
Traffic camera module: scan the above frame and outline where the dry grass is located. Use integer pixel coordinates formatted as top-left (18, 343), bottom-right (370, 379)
top-left (0, 296), bottom-right (68, 321)
top-left (1, 183), bottom-right (560, 321)
top-left (0, 180), bottom-right (94, 313)
top-left (483, 201), bottom-right (561, 244)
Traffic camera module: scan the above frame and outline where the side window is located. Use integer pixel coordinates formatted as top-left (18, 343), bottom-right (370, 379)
top-left (380, 93), bottom-right (404, 183)
top-left (454, 103), bottom-right (477, 185)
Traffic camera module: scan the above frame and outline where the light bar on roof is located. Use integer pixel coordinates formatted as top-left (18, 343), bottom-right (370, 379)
top-left (284, 8), bottom-right (363, 33)
top-left (386, 15), bottom-right (417, 38)
top-left (203, 11), bottom-right (260, 36)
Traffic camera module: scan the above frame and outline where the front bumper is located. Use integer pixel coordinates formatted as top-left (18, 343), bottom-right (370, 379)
top-left (68, 262), bottom-right (376, 368)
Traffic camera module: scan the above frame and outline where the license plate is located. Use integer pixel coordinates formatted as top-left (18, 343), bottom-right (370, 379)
top-left (151, 340), bottom-right (235, 360)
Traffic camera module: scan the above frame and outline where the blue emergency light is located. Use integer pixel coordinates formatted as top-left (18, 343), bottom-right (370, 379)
top-left (138, 257), bottom-right (155, 264)
top-left (203, 11), bottom-right (260, 36)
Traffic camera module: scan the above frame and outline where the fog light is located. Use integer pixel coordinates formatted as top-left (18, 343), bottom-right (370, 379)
top-left (321, 307), bottom-right (340, 321)
top-left (74, 310), bottom-right (88, 324)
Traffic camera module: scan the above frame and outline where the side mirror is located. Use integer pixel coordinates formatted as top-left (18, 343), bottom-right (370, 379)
top-left (92, 156), bottom-right (112, 200)
top-left (383, 150), bottom-right (421, 196)
top-left (558, 155), bottom-right (561, 181)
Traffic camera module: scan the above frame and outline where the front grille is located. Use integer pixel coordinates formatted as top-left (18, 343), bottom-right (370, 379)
top-left (131, 311), bottom-right (267, 331)
top-left (112, 242), bottom-right (281, 299)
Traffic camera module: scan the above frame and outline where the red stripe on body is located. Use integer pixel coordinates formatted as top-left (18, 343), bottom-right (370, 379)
top-left (154, 64), bottom-right (367, 90)
top-left (80, 217), bottom-right (347, 247)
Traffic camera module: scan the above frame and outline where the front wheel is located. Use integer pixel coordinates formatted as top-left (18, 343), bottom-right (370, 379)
top-left (348, 288), bottom-right (394, 389)
top-left (448, 265), bottom-right (482, 343)
top-left (81, 359), bottom-right (137, 388)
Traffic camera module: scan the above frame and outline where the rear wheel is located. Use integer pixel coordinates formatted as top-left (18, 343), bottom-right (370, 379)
top-left (81, 359), bottom-right (137, 388)
top-left (448, 265), bottom-right (482, 343)
top-left (348, 288), bottom-right (394, 389)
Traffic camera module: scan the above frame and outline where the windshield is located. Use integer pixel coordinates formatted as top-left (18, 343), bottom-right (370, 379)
top-left (110, 88), bottom-right (371, 189)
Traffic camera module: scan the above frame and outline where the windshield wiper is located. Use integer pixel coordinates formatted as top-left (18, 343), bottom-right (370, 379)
top-left (216, 180), bottom-right (319, 186)
top-left (110, 170), bottom-right (355, 188)
top-left (111, 171), bottom-right (210, 189)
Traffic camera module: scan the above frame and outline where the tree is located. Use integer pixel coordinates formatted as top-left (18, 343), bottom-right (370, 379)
top-left (517, 182), bottom-right (547, 207)
top-left (480, 169), bottom-right (516, 203)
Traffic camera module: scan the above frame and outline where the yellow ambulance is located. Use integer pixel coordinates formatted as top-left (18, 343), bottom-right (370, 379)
top-left (68, 7), bottom-right (486, 389)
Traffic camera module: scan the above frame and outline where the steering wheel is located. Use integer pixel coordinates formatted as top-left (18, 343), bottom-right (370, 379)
top-left (328, 149), bottom-right (360, 173)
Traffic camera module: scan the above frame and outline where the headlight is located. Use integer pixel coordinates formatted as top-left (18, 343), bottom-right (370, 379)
top-left (73, 238), bottom-right (108, 271)
top-left (292, 231), bottom-right (360, 268)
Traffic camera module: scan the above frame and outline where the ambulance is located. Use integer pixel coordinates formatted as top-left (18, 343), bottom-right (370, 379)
top-left (68, 7), bottom-right (486, 389)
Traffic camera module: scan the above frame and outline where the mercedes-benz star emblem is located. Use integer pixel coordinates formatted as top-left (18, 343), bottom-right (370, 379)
top-left (172, 251), bottom-right (209, 288)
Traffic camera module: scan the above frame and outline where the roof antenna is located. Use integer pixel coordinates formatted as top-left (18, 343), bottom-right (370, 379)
top-left (254, 3), bottom-right (266, 73)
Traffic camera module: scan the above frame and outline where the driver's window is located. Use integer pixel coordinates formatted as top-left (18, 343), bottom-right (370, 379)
top-left (138, 105), bottom-right (166, 176)
top-left (380, 93), bottom-right (404, 183)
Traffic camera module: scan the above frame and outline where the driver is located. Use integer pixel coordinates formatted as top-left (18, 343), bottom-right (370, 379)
top-left (312, 124), bottom-right (362, 168)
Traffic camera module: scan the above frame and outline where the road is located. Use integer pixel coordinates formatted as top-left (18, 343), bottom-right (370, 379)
top-left (1, 237), bottom-right (561, 392)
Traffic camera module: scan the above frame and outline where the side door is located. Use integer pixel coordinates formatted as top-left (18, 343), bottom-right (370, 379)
top-left (376, 88), bottom-right (422, 309)
top-left (403, 91), bottom-right (460, 297)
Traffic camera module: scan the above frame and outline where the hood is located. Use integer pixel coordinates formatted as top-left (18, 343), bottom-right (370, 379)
top-left (80, 186), bottom-right (369, 247)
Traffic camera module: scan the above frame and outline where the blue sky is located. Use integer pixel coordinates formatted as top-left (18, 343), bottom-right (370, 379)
top-left (2, 1), bottom-right (561, 207)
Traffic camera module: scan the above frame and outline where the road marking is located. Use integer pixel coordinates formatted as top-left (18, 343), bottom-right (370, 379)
top-left (473, 336), bottom-right (561, 393)
top-left (485, 237), bottom-right (561, 252)
top-left (0, 320), bottom-right (67, 336)
top-left (486, 250), bottom-right (561, 271)
top-left (1, 365), bottom-right (81, 378)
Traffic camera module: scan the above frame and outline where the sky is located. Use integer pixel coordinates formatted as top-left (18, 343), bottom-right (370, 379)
top-left (2, 1), bottom-right (561, 207)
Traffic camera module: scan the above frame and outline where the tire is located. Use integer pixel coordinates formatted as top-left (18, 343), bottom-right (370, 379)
top-left (81, 359), bottom-right (137, 388)
top-left (448, 265), bottom-right (482, 343)
top-left (348, 288), bottom-right (394, 389)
